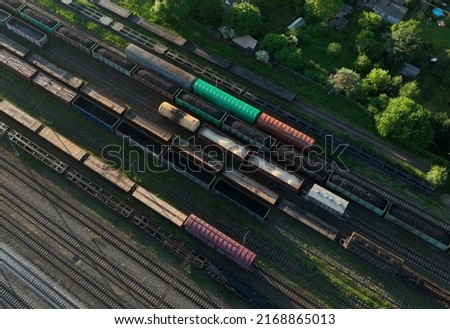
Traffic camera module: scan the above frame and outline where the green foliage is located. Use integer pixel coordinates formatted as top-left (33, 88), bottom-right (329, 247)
top-left (326, 42), bottom-right (342, 57)
top-left (426, 165), bottom-right (449, 187)
top-left (226, 2), bottom-right (262, 36)
top-left (385, 20), bottom-right (423, 65)
top-left (399, 81), bottom-right (420, 100)
top-left (431, 53), bottom-right (450, 89)
top-left (151, 0), bottom-right (191, 24)
top-left (304, 0), bottom-right (343, 21)
top-left (367, 94), bottom-right (389, 115)
top-left (362, 68), bottom-right (401, 96)
top-left (275, 48), bottom-right (305, 71)
top-left (357, 12), bottom-right (383, 31)
top-left (354, 29), bottom-right (380, 60)
top-left (261, 33), bottom-right (296, 54)
top-left (191, 0), bottom-right (224, 27)
top-left (354, 53), bottom-right (372, 73)
top-left (328, 67), bottom-right (361, 97)
top-left (432, 112), bottom-right (450, 154)
top-left (375, 97), bottom-right (433, 148)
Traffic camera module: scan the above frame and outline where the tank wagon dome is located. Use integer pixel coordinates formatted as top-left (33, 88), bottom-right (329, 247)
top-left (158, 102), bottom-right (200, 132)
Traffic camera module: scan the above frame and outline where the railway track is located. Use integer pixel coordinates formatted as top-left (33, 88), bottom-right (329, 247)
top-left (1, 213), bottom-right (128, 309)
top-left (1, 180), bottom-right (178, 309)
top-left (266, 218), bottom-right (405, 308)
top-left (0, 278), bottom-right (36, 309)
top-left (346, 210), bottom-right (450, 285)
top-left (252, 264), bottom-right (324, 309)
top-left (0, 156), bottom-right (222, 309)
top-left (1, 246), bottom-right (84, 308)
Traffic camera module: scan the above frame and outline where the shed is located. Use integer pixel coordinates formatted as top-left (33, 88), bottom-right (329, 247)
top-left (398, 62), bottom-right (420, 79)
top-left (232, 35), bottom-right (258, 50)
top-left (336, 3), bottom-right (353, 18)
top-left (287, 17), bottom-right (306, 31)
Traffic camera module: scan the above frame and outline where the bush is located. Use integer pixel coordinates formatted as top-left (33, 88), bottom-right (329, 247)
top-left (255, 50), bottom-right (270, 63)
top-left (326, 42), bottom-right (342, 57)
top-left (426, 165), bottom-right (449, 187)
top-left (354, 54), bottom-right (372, 73)
top-left (261, 33), bottom-right (295, 54)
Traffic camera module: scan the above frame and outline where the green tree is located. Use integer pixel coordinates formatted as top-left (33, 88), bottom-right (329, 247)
top-left (275, 48), bottom-right (304, 71)
top-left (226, 2), bottom-right (262, 36)
top-left (326, 42), bottom-right (342, 57)
top-left (304, 0), bottom-right (343, 21)
top-left (191, 0), bottom-right (224, 27)
top-left (432, 112), bottom-right (450, 154)
top-left (354, 29), bottom-right (380, 59)
top-left (362, 68), bottom-right (401, 96)
top-left (261, 33), bottom-right (296, 54)
top-left (354, 53), bottom-right (372, 73)
top-left (151, 0), bottom-right (191, 24)
top-left (426, 165), bottom-right (449, 187)
top-left (399, 81), bottom-right (420, 100)
top-left (375, 96), bottom-right (433, 148)
top-left (385, 20), bottom-right (423, 65)
top-left (357, 12), bottom-right (383, 31)
top-left (328, 68), bottom-right (361, 97)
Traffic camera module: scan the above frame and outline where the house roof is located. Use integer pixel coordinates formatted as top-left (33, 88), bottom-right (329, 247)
top-left (232, 35), bottom-right (258, 50)
top-left (336, 3), bottom-right (353, 18)
top-left (398, 62), bottom-right (420, 78)
top-left (374, 0), bottom-right (408, 22)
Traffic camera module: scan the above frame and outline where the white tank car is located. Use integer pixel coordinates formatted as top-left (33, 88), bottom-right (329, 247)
top-left (158, 102), bottom-right (200, 132)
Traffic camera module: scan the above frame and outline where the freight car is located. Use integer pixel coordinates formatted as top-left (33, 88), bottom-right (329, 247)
top-left (5, 16), bottom-right (47, 47)
top-left (193, 79), bottom-right (261, 125)
top-left (256, 113), bottom-right (315, 153)
top-left (125, 44), bottom-right (196, 91)
top-left (81, 85), bottom-right (127, 115)
top-left (212, 178), bottom-right (271, 221)
top-left (183, 214), bottom-right (256, 270)
top-left (18, 5), bottom-right (60, 35)
top-left (326, 172), bottom-right (389, 216)
top-left (54, 26), bottom-right (97, 55)
top-left (305, 184), bottom-right (349, 219)
top-left (0, 99), bottom-right (43, 132)
top-left (124, 111), bottom-right (173, 143)
top-left (163, 148), bottom-right (217, 189)
top-left (115, 121), bottom-right (167, 161)
top-left (158, 101), bottom-right (200, 133)
top-left (0, 49), bottom-right (37, 80)
top-left (278, 199), bottom-right (339, 241)
top-left (72, 95), bottom-right (120, 132)
top-left (132, 68), bottom-right (179, 100)
top-left (197, 125), bottom-right (251, 162)
top-left (342, 232), bottom-right (404, 275)
top-left (28, 53), bottom-right (84, 90)
top-left (0, 9), bottom-right (11, 27)
top-left (0, 0), bottom-right (25, 14)
top-left (385, 204), bottom-right (450, 252)
top-left (32, 72), bottom-right (78, 104)
top-left (92, 45), bottom-right (137, 77)
top-left (246, 153), bottom-right (304, 192)
top-left (222, 115), bottom-right (277, 152)
top-left (0, 33), bottom-right (29, 58)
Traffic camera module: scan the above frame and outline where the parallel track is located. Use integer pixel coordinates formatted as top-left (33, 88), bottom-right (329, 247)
top-left (1, 181), bottom-right (177, 309)
top-left (1, 214), bottom-right (128, 309)
top-left (0, 156), bottom-right (222, 309)
top-left (1, 246), bottom-right (84, 308)
top-left (0, 278), bottom-right (36, 309)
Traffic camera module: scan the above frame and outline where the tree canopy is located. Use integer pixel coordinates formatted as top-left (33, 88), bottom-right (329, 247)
top-left (385, 20), bottom-right (423, 65)
top-left (226, 2), bottom-right (262, 36)
top-left (362, 68), bottom-right (402, 96)
top-left (357, 12), bottom-right (383, 31)
top-left (328, 68), bottom-right (361, 97)
top-left (426, 165), bottom-right (449, 187)
top-left (304, 0), bottom-right (343, 21)
top-left (375, 96), bottom-right (433, 148)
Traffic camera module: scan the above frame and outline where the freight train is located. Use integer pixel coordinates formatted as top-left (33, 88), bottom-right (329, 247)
top-left (0, 99), bottom-right (257, 271)
top-left (1, 2), bottom-right (450, 250)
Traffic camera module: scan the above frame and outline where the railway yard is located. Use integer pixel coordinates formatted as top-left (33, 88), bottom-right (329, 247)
top-left (1, 0), bottom-right (450, 309)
